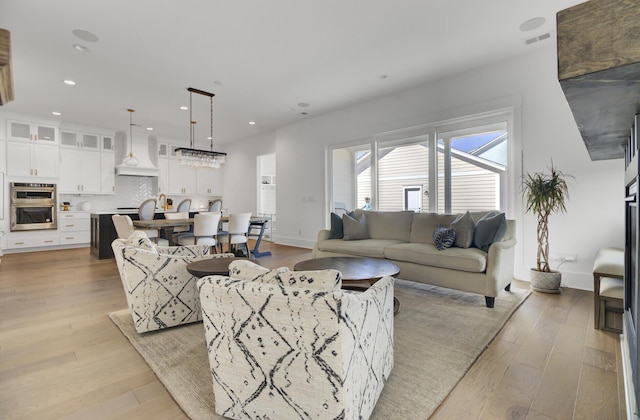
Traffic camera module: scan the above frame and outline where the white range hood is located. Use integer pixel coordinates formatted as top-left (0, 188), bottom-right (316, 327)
top-left (115, 131), bottom-right (159, 177)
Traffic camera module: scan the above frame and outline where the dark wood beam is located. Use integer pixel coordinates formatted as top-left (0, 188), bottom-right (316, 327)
top-left (557, 0), bottom-right (640, 161)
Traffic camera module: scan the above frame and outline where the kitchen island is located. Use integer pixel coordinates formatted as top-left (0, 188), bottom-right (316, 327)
top-left (90, 209), bottom-right (200, 259)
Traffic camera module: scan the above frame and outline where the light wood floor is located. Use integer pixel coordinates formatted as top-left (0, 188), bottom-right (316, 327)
top-left (0, 244), bottom-right (626, 419)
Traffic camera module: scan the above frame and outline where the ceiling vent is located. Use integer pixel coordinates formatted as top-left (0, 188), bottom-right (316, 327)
top-left (525, 32), bottom-right (551, 45)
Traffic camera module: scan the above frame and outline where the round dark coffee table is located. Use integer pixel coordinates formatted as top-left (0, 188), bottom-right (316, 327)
top-left (293, 256), bottom-right (401, 314)
top-left (186, 257), bottom-right (259, 278)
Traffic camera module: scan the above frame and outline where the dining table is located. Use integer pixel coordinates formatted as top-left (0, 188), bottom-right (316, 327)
top-left (132, 215), bottom-right (272, 257)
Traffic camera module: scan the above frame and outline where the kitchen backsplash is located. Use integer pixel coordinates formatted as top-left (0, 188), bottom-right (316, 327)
top-left (60, 176), bottom-right (219, 212)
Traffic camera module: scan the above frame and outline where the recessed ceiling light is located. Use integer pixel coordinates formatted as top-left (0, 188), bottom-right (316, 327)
top-left (146, 127), bottom-right (153, 131)
top-left (298, 102), bottom-right (310, 108)
top-left (52, 111), bottom-right (62, 116)
top-left (180, 106), bottom-right (188, 110)
top-left (249, 121), bottom-right (256, 125)
top-left (63, 79), bottom-right (76, 86)
top-left (72, 29), bottom-right (99, 42)
top-left (213, 80), bottom-right (223, 86)
top-left (72, 44), bottom-right (90, 53)
top-left (519, 17), bottom-right (546, 32)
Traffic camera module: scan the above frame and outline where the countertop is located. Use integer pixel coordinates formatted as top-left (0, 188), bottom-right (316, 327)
top-left (90, 208), bottom-right (209, 215)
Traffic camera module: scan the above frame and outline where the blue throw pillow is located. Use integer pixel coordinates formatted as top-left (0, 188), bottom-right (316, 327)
top-left (433, 226), bottom-right (456, 251)
top-left (473, 212), bottom-right (507, 252)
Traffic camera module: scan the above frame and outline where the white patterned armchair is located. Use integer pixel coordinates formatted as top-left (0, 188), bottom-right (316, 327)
top-left (198, 260), bottom-right (394, 420)
top-left (111, 231), bottom-right (234, 333)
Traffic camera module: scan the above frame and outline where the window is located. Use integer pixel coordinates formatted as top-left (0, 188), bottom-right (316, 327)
top-left (328, 109), bottom-right (513, 215)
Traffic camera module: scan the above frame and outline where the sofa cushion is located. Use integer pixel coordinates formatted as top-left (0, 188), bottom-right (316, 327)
top-left (450, 211), bottom-right (475, 248)
top-left (358, 210), bottom-right (414, 242)
top-left (317, 238), bottom-right (404, 258)
top-left (473, 212), bottom-right (507, 252)
top-left (410, 213), bottom-right (458, 244)
top-left (384, 242), bottom-right (487, 273)
top-left (433, 226), bottom-right (456, 250)
top-left (343, 213), bottom-right (369, 240)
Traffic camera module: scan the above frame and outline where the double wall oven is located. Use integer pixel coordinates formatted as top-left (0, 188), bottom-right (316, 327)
top-left (10, 182), bottom-right (57, 231)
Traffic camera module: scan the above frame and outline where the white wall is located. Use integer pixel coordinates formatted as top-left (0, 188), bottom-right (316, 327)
top-left (222, 130), bottom-right (276, 215)
top-left (223, 45), bottom-right (625, 291)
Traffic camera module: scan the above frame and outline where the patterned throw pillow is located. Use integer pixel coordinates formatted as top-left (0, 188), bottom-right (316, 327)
top-left (433, 226), bottom-right (456, 251)
top-left (229, 260), bottom-right (288, 281)
top-left (125, 231), bottom-right (158, 254)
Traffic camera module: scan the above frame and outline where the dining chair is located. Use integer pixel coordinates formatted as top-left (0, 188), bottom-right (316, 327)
top-left (178, 212), bottom-right (221, 253)
top-left (138, 198), bottom-right (157, 220)
top-left (112, 214), bottom-right (135, 239)
top-left (164, 211), bottom-right (190, 243)
top-left (177, 198), bottom-right (191, 212)
top-left (208, 199), bottom-right (222, 212)
top-left (217, 212), bottom-right (252, 257)
top-left (137, 198), bottom-right (167, 244)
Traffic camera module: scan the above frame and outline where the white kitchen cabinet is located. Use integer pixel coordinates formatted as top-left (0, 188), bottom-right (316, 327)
top-left (7, 235), bottom-right (59, 249)
top-left (59, 148), bottom-right (101, 193)
top-left (7, 141), bottom-right (59, 178)
top-left (168, 158), bottom-right (197, 195)
top-left (100, 152), bottom-right (115, 193)
top-left (58, 212), bottom-right (90, 245)
top-left (197, 166), bottom-right (221, 195)
top-left (60, 130), bottom-right (100, 150)
top-left (8, 120), bottom-right (57, 143)
top-left (101, 135), bottom-right (114, 151)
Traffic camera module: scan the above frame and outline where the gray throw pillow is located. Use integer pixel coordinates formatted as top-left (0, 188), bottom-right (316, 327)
top-left (433, 226), bottom-right (456, 251)
top-left (473, 212), bottom-right (507, 252)
top-left (342, 213), bottom-right (369, 240)
top-left (450, 211), bottom-right (475, 248)
top-left (328, 211), bottom-right (355, 239)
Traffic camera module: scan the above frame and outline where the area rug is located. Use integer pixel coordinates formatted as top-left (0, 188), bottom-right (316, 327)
top-left (109, 279), bottom-right (529, 419)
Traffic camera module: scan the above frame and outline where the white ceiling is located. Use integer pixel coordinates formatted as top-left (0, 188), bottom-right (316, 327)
top-left (0, 0), bottom-right (585, 147)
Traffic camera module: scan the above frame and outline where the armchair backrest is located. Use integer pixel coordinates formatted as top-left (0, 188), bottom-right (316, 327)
top-left (197, 274), bottom-right (394, 419)
top-left (111, 232), bottom-right (217, 333)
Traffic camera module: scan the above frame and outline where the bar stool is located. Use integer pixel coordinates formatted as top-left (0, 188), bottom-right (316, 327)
top-left (593, 247), bottom-right (624, 333)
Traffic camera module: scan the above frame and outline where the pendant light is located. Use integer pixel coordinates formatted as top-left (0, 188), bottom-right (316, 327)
top-left (123, 108), bottom-right (140, 167)
top-left (175, 87), bottom-right (227, 168)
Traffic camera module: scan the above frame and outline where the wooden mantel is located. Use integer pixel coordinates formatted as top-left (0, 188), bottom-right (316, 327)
top-left (0, 28), bottom-right (14, 105)
top-left (557, 0), bottom-right (640, 161)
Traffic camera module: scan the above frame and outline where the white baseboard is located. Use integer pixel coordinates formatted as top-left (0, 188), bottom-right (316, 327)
top-left (274, 236), bottom-right (314, 250)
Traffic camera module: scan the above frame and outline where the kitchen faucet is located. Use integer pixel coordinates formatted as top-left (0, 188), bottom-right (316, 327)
top-left (158, 193), bottom-right (168, 211)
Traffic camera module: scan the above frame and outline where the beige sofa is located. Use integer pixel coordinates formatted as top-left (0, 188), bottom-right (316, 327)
top-left (312, 210), bottom-right (516, 307)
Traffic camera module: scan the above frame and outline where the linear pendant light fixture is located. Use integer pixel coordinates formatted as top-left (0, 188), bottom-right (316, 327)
top-left (175, 87), bottom-right (227, 168)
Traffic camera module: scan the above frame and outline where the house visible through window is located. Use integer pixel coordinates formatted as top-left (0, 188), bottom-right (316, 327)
top-left (329, 109), bottom-right (512, 215)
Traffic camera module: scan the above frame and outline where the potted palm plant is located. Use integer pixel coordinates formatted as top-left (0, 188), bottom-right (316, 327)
top-left (521, 162), bottom-right (572, 293)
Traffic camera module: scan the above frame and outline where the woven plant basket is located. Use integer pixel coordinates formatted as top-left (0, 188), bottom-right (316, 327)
top-left (530, 269), bottom-right (562, 293)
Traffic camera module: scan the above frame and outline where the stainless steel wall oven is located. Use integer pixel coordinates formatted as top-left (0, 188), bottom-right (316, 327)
top-left (10, 182), bottom-right (57, 231)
